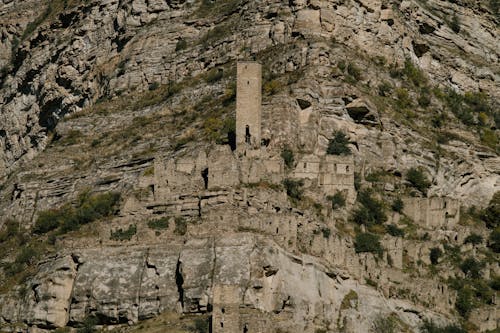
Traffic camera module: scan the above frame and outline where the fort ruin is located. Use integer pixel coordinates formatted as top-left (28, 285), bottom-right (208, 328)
top-left (147, 62), bottom-right (467, 333)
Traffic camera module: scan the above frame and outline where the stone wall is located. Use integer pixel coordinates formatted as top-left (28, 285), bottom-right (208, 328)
top-left (403, 197), bottom-right (460, 229)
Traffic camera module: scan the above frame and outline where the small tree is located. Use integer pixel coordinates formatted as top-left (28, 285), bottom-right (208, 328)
top-left (488, 227), bottom-right (500, 253)
top-left (406, 167), bottom-right (431, 195)
top-left (463, 233), bottom-right (483, 245)
top-left (391, 198), bottom-right (404, 213)
top-left (460, 257), bottom-right (483, 279)
top-left (352, 190), bottom-right (387, 227)
top-left (327, 131), bottom-right (351, 155)
top-left (355, 232), bottom-right (383, 255)
top-left (482, 191), bottom-right (499, 229)
top-left (328, 192), bottom-right (346, 210)
top-left (283, 178), bottom-right (304, 201)
top-left (281, 146), bottom-right (295, 169)
top-left (429, 247), bottom-right (442, 265)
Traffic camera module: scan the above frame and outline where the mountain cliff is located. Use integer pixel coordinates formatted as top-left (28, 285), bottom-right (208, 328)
top-left (0, 0), bottom-right (498, 332)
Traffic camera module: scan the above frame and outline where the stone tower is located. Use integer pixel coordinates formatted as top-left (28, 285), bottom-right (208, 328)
top-left (236, 62), bottom-right (262, 149)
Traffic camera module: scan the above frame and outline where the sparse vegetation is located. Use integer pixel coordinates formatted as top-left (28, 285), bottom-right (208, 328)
top-left (482, 191), bottom-right (500, 229)
top-left (204, 68), bottom-right (224, 84)
top-left (281, 146), bottom-right (295, 169)
top-left (147, 217), bottom-right (169, 230)
top-left (354, 232), bottom-right (383, 255)
top-left (340, 290), bottom-right (358, 310)
top-left (175, 39), bottom-right (187, 51)
top-left (110, 224), bottom-right (137, 241)
top-left (328, 192), bottom-right (346, 210)
top-left (391, 198), bottom-right (404, 213)
top-left (421, 320), bottom-right (466, 333)
top-left (450, 14), bottom-right (461, 33)
top-left (429, 247), bottom-right (442, 265)
top-left (488, 227), bottom-right (500, 253)
top-left (378, 81), bottom-right (392, 97)
top-left (283, 178), bottom-right (304, 201)
top-left (352, 189), bottom-right (387, 227)
top-left (0, 219), bottom-right (20, 243)
top-left (327, 131), bottom-right (351, 155)
top-left (33, 191), bottom-right (121, 235)
top-left (385, 224), bottom-right (405, 237)
top-left (174, 217), bottom-right (188, 236)
top-left (263, 79), bottom-right (281, 95)
top-left (463, 233), bottom-right (483, 245)
top-left (372, 314), bottom-right (399, 333)
top-left (346, 62), bottom-right (362, 83)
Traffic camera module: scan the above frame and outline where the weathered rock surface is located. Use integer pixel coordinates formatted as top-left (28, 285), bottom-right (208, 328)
top-left (0, 235), bottom-right (457, 332)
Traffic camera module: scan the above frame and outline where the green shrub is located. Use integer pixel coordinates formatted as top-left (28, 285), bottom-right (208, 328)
top-left (147, 217), bottom-right (169, 230)
top-left (402, 59), bottom-right (427, 87)
top-left (205, 68), bottom-right (223, 83)
top-left (326, 131), bottom-right (351, 155)
top-left (460, 257), bottom-right (484, 279)
top-left (263, 79), bottom-right (281, 95)
top-left (391, 198), bottom-right (404, 213)
top-left (378, 81), bottom-right (392, 97)
top-left (327, 192), bottom-right (346, 210)
top-left (347, 63), bottom-right (362, 81)
top-left (174, 217), bottom-right (187, 235)
top-left (488, 227), bottom-right (500, 253)
top-left (352, 190), bottom-right (387, 227)
top-left (337, 60), bottom-right (346, 71)
top-left (482, 191), bottom-right (500, 229)
top-left (354, 232), bottom-right (383, 255)
top-left (372, 314), bottom-right (398, 333)
top-left (0, 219), bottom-right (19, 243)
top-left (34, 192), bottom-right (121, 235)
top-left (463, 233), bottom-right (483, 245)
top-left (77, 316), bottom-right (98, 333)
top-left (395, 88), bottom-right (414, 110)
top-left (321, 227), bottom-right (331, 239)
top-left (15, 246), bottom-right (37, 265)
top-left (34, 207), bottom-right (72, 234)
top-left (421, 320), bottom-right (466, 333)
top-left (490, 275), bottom-right (500, 291)
top-left (455, 286), bottom-right (474, 318)
top-left (110, 224), bottom-right (137, 241)
top-left (385, 224), bottom-right (404, 237)
top-left (406, 167), bottom-right (431, 195)
top-left (450, 14), bottom-right (461, 33)
top-left (429, 247), bottom-right (442, 265)
top-left (281, 146), bottom-right (295, 169)
top-left (192, 317), bottom-right (209, 333)
top-left (283, 178), bottom-right (304, 201)
top-left (175, 39), bottom-right (187, 51)
top-left (418, 87), bottom-right (432, 107)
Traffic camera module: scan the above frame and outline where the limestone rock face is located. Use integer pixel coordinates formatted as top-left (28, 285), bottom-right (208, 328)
top-left (0, 235), bottom-right (453, 332)
top-left (0, 0), bottom-right (499, 331)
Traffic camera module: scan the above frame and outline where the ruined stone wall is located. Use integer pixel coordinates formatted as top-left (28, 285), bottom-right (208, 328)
top-left (320, 155), bottom-right (355, 203)
top-left (293, 154), bottom-right (321, 179)
top-left (403, 197), bottom-right (460, 229)
top-left (237, 62), bottom-right (262, 149)
top-left (212, 285), bottom-right (241, 333)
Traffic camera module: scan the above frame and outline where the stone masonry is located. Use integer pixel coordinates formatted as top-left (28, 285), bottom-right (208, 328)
top-left (236, 62), bottom-right (262, 149)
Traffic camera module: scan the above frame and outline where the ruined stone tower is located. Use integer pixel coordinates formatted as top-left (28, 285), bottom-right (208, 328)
top-left (236, 62), bottom-right (262, 149)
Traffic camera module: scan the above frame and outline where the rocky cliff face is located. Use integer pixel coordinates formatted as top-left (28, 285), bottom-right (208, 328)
top-left (0, 0), bottom-right (498, 332)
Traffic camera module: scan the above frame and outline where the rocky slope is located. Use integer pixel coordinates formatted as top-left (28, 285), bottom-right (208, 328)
top-left (0, 0), bottom-right (499, 332)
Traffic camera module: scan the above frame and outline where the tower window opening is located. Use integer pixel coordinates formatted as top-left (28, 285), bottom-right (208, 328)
top-left (245, 125), bottom-right (251, 144)
top-left (201, 168), bottom-right (209, 189)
